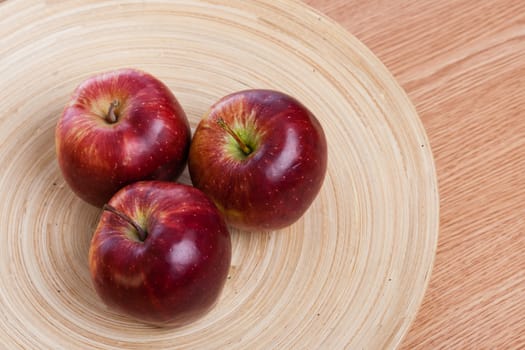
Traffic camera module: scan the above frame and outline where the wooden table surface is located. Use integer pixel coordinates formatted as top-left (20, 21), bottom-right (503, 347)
top-left (303, 0), bottom-right (525, 348)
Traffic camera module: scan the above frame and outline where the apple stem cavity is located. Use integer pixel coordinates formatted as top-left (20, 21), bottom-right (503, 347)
top-left (106, 100), bottom-right (120, 124)
top-left (103, 204), bottom-right (147, 242)
top-left (217, 117), bottom-right (251, 155)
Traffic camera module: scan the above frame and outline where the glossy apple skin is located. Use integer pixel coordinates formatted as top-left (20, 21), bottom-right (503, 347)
top-left (188, 89), bottom-right (327, 231)
top-left (88, 181), bottom-right (231, 326)
top-left (55, 68), bottom-right (191, 207)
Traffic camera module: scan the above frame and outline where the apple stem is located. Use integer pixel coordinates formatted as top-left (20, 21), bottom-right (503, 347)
top-left (217, 118), bottom-right (251, 155)
top-left (106, 100), bottom-right (120, 124)
top-left (103, 204), bottom-right (147, 242)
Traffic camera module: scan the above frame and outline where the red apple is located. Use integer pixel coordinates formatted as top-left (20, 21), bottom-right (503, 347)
top-left (188, 89), bottom-right (327, 231)
top-left (89, 181), bottom-right (231, 326)
top-left (55, 68), bottom-right (191, 207)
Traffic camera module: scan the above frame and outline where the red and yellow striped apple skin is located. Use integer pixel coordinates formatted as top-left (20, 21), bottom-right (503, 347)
top-left (188, 90), bottom-right (327, 231)
top-left (56, 68), bottom-right (191, 207)
top-left (89, 181), bottom-right (231, 326)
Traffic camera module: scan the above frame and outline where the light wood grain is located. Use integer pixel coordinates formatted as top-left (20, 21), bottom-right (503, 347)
top-left (0, 1), bottom-right (438, 349)
top-left (305, 0), bottom-right (525, 348)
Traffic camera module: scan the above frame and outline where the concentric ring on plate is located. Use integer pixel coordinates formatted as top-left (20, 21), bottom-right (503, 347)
top-left (0, 1), bottom-right (438, 349)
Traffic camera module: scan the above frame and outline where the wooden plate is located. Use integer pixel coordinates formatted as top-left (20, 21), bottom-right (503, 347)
top-left (0, 1), bottom-right (439, 349)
